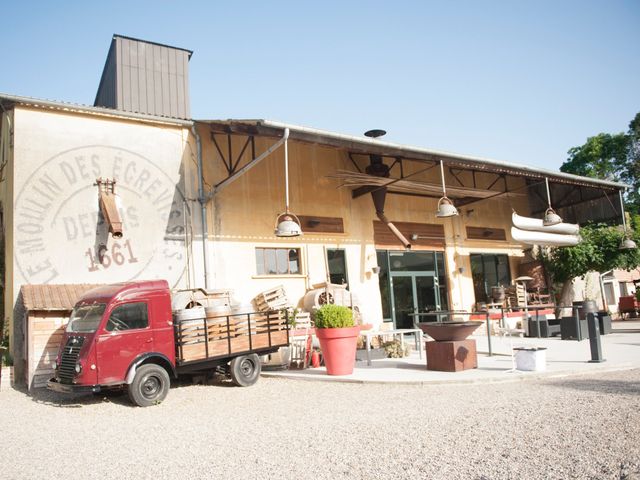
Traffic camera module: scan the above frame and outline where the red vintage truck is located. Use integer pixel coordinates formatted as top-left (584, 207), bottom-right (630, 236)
top-left (47, 280), bottom-right (289, 406)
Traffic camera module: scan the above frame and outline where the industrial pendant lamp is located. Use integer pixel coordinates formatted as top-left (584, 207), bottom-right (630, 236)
top-left (274, 128), bottom-right (303, 237)
top-left (542, 178), bottom-right (562, 226)
top-left (618, 190), bottom-right (637, 250)
top-left (436, 160), bottom-right (458, 218)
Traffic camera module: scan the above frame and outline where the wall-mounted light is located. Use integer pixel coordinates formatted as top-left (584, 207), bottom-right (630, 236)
top-left (436, 160), bottom-right (458, 218)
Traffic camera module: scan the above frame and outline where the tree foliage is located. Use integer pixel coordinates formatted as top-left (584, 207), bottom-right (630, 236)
top-left (540, 113), bottom-right (640, 300)
top-left (539, 224), bottom-right (640, 285)
top-left (561, 112), bottom-right (640, 214)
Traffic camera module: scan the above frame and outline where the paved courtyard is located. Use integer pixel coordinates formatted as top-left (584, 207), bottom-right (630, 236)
top-left (1, 365), bottom-right (639, 479)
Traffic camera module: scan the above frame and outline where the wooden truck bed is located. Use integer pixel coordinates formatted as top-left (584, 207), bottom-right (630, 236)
top-left (175, 311), bottom-right (289, 365)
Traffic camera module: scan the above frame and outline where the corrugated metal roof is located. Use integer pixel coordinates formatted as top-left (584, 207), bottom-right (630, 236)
top-left (20, 284), bottom-right (103, 311)
top-left (0, 92), bottom-right (628, 191)
top-left (202, 119), bottom-right (628, 190)
top-left (0, 92), bottom-right (193, 127)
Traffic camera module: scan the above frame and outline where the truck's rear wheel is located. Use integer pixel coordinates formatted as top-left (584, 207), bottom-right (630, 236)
top-left (230, 354), bottom-right (261, 387)
top-left (128, 364), bottom-right (170, 407)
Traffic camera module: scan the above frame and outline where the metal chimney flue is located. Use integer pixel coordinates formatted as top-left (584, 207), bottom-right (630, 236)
top-left (363, 129), bottom-right (411, 249)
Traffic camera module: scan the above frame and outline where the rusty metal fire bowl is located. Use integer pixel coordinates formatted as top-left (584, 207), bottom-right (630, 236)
top-left (418, 321), bottom-right (483, 342)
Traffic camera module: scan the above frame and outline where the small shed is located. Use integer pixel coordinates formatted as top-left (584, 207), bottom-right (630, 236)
top-left (19, 284), bottom-right (101, 389)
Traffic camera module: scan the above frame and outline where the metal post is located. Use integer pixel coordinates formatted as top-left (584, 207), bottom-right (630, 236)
top-left (587, 312), bottom-right (605, 363)
top-left (574, 306), bottom-right (582, 341)
top-left (485, 311), bottom-right (492, 356)
top-left (535, 307), bottom-right (541, 338)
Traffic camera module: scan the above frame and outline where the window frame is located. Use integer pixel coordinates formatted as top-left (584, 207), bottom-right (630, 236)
top-left (254, 246), bottom-right (303, 277)
top-left (326, 248), bottom-right (349, 286)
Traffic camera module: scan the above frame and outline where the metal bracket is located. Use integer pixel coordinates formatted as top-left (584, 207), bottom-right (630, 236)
top-left (211, 129), bottom-right (289, 197)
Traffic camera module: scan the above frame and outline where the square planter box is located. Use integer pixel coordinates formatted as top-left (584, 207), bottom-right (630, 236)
top-left (527, 318), bottom-right (560, 338)
top-left (561, 317), bottom-right (589, 341)
top-left (514, 347), bottom-right (546, 372)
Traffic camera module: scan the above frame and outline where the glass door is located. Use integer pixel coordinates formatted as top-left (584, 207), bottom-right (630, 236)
top-left (391, 276), bottom-right (415, 329)
top-left (378, 250), bottom-right (450, 328)
top-left (416, 276), bottom-right (439, 322)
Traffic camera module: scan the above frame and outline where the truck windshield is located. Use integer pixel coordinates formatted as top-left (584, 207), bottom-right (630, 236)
top-left (66, 304), bottom-right (107, 333)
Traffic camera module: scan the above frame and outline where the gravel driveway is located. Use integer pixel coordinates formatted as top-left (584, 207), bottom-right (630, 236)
top-left (1, 369), bottom-right (639, 479)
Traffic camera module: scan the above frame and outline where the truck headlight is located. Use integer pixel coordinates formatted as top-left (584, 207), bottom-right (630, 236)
top-left (75, 363), bottom-right (82, 374)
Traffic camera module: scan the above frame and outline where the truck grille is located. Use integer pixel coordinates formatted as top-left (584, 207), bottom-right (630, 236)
top-left (58, 336), bottom-right (85, 384)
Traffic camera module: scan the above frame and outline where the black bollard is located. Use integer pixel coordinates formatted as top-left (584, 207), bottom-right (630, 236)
top-left (587, 312), bottom-right (605, 363)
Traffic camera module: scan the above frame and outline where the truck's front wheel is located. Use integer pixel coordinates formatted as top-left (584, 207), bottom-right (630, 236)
top-left (230, 354), bottom-right (261, 387)
top-left (128, 364), bottom-right (170, 407)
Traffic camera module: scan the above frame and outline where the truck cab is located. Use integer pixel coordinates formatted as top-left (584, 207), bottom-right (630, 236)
top-left (48, 280), bottom-right (176, 403)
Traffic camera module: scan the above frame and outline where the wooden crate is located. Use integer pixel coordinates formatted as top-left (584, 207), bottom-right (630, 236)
top-left (253, 285), bottom-right (291, 312)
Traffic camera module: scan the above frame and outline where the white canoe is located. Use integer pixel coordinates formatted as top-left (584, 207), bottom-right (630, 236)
top-left (511, 226), bottom-right (581, 247)
top-left (512, 211), bottom-right (579, 235)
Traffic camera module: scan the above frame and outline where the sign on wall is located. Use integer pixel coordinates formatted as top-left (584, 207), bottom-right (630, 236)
top-left (14, 145), bottom-right (187, 287)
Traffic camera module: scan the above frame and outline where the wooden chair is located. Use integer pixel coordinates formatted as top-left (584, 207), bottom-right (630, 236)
top-left (289, 312), bottom-right (313, 368)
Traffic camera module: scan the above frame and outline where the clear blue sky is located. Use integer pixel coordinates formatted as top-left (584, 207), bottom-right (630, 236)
top-left (1, 1), bottom-right (638, 171)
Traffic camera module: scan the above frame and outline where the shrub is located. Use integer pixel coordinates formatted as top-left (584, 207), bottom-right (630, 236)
top-left (382, 339), bottom-right (410, 358)
top-left (314, 304), bottom-right (354, 329)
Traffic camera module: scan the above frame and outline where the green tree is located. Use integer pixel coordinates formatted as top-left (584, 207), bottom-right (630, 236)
top-left (539, 224), bottom-right (640, 302)
top-left (625, 112), bottom-right (640, 213)
top-left (561, 112), bottom-right (640, 214)
top-left (542, 113), bottom-right (640, 305)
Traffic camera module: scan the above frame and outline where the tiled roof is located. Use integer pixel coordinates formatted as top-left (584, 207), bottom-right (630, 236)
top-left (20, 284), bottom-right (103, 311)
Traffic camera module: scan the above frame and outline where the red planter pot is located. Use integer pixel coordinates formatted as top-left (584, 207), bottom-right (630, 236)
top-left (315, 326), bottom-right (360, 375)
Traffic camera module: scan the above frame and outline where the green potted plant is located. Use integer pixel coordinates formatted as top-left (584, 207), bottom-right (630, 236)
top-left (314, 304), bottom-right (360, 375)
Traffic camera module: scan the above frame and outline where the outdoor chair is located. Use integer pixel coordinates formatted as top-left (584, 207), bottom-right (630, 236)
top-left (289, 312), bottom-right (313, 368)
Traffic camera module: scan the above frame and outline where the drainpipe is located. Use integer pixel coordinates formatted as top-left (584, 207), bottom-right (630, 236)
top-left (0, 102), bottom-right (12, 182)
top-left (192, 124), bottom-right (210, 289)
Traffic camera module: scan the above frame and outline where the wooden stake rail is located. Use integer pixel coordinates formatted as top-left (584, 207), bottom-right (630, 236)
top-left (175, 311), bottom-right (289, 364)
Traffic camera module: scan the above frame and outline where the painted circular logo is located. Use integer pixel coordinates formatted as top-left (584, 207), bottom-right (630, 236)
top-left (14, 145), bottom-right (187, 287)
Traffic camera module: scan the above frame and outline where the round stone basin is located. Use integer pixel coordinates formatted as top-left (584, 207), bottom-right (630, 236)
top-left (418, 321), bottom-right (483, 341)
